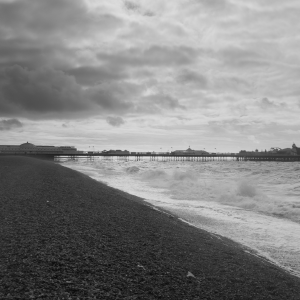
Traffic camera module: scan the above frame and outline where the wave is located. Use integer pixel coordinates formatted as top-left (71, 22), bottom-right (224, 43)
top-left (61, 159), bottom-right (300, 224)
top-left (138, 168), bottom-right (300, 223)
top-left (125, 166), bottom-right (140, 173)
top-left (251, 170), bottom-right (271, 175)
top-left (236, 180), bottom-right (257, 197)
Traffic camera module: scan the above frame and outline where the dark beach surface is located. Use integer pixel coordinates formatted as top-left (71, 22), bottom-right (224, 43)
top-left (1, 156), bottom-right (300, 300)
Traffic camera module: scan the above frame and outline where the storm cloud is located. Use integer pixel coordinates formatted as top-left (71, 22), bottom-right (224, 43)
top-left (0, 65), bottom-right (87, 116)
top-left (0, 118), bottom-right (23, 131)
top-left (1, 0), bottom-right (300, 151)
top-left (106, 116), bottom-right (125, 127)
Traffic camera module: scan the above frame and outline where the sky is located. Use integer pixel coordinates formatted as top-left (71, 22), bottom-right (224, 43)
top-left (0, 0), bottom-right (300, 152)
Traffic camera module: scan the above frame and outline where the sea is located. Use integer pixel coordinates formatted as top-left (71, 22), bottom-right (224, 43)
top-left (58, 157), bottom-right (300, 278)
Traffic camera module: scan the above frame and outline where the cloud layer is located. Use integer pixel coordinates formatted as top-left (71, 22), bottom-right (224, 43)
top-left (1, 0), bottom-right (300, 151)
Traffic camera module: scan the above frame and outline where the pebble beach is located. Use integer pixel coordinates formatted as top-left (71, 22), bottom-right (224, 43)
top-left (1, 156), bottom-right (300, 299)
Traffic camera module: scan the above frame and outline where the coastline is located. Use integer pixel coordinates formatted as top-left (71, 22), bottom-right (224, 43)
top-left (1, 156), bottom-right (300, 299)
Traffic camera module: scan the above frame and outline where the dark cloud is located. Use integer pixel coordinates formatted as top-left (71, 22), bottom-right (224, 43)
top-left (143, 10), bottom-right (155, 17)
top-left (259, 97), bottom-right (287, 110)
top-left (177, 69), bottom-right (208, 88)
top-left (0, 64), bottom-right (185, 118)
top-left (0, 0), bottom-right (87, 36)
top-left (0, 0), bottom-right (201, 122)
top-left (97, 46), bottom-right (199, 68)
top-left (0, 65), bottom-right (87, 116)
top-left (137, 94), bottom-right (186, 114)
top-left (88, 82), bottom-right (186, 115)
top-left (67, 66), bottom-right (128, 86)
top-left (0, 118), bottom-right (23, 131)
top-left (0, 0), bottom-right (122, 39)
top-left (87, 81), bottom-right (138, 113)
top-left (0, 0), bottom-right (123, 70)
top-left (123, 1), bottom-right (155, 17)
top-left (124, 1), bottom-right (140, 12)
top-left (106, 116), bottom-right (125, 127)
top-left (0, 38), bottom-right (67, 70)
top-left (260, 97), bottom-right (275, 109)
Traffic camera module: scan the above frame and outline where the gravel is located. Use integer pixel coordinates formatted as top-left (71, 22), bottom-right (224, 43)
top-left (1, 156), bottom-right (300, 299)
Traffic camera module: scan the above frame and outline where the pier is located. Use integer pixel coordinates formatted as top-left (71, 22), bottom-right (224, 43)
top-left (53, 153), bottom-right (300, 162)
top-left (2, 152), bottom-right (300, 162)
top-left (2, 142), bottom-right (299, 162)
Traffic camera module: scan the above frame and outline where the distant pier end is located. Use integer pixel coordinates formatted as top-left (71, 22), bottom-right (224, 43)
top-left (0, 142), bottom-right (83, 160)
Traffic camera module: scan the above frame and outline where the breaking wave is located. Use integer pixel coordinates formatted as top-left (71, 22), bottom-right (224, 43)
top-left (125, 166), bottom-right (140, 174)
top-left (136, 167), bottom-right (300, 223)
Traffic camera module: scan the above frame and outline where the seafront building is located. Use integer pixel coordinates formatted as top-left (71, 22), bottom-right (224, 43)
top-left (171, 147), bottom-right (208, 155)
top-left (239, 143), bottom-right (300, 156)
top-left (101, 149), bottom-right (130, 155)
top-left (0, 142), bottom-right (83, 155)
top-left (292, 143), bottom-right (300, 155)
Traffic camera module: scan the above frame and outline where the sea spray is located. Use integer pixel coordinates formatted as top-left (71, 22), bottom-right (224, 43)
top-left (237, 180), bottom-right (257, 197)
top-left (125, 166), bottom-right (140, 173)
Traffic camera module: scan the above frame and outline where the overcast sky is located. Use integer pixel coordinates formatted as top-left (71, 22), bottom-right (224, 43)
top-left (1, 0), bottom-right (300, 152)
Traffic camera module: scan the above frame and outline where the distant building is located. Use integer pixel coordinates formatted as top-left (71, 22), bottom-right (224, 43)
top-left (0, 142), bottom-right (83, 155)
top-left (292, 143), bottom-right (300, 155)
top-left (239, 143), bottom-right (299, 156)
top-left (270, 144), bottom-right (297, 155)
top-left (172, 147), bottom-right (208, 155)
top-left (102, 149), bottom-right (130, 155)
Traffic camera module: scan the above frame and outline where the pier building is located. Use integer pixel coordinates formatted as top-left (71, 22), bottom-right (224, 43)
top-left (171, 147), bottom-right (208, 155)
top-left (292, 143), bottom-right (300, 155)
top-left (0, 142), bottom-right (83, 155)
top-left (102, 149), bottom-right (130, 155)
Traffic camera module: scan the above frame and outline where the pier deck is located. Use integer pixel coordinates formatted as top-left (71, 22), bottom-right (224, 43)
top-left (2, 153), bottom-right (300, 162)
top-left (56, 153), bottom-right (300, 162)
